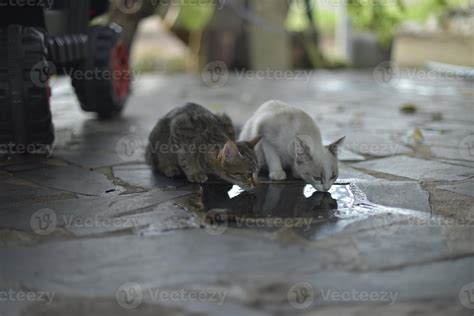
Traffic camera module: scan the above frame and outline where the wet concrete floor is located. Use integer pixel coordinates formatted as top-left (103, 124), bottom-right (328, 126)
top-left (1, 71), bottom-right (473, 316)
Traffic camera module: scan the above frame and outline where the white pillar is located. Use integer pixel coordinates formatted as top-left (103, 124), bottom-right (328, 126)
top-left (335, 0), bottom-right (352, 62)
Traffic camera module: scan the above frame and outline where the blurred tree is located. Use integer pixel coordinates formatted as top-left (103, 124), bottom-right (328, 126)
top-left (107, 0), bottom-right (331, 70)
top-left (347, 0), bottom-right (405, 47)
top-left (347, 0), bottom-right (466, 47)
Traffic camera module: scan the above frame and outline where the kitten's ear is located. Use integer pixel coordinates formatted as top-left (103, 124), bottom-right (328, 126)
top-left (245, 135), bottom-right (262, 149)
top-left (219, 113), bottom-right (232, 124)
top-left (221, 140), bottom-right (240, 162)
top-left (295, 136), bottom-right (312, 162)
top-left (326, 136), bottom-right (345, 156)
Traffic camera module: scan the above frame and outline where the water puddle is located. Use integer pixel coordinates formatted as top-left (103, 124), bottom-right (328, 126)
top-left (202, 182), bottom-right (420, 240)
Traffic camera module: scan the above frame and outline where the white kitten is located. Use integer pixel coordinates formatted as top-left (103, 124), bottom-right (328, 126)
top-left (239, 100), bottom-right (344, 192)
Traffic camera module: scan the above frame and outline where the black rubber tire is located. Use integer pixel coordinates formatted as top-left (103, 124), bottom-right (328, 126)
top-left (0, 25), bottom-right (54, 154)
top-left (71, 24), bottom-right (130, 119)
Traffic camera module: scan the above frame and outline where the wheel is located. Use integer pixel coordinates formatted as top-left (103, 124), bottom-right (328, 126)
top-left (71, 23), bottom-right (131, 119)
top-left (0, 25), bottom-right (54, 154)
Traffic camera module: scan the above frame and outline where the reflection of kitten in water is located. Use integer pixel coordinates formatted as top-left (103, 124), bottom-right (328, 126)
top-left (256, 185), bottom-right (337, 218)
top-left (203, 184), bottom-right (337, 219)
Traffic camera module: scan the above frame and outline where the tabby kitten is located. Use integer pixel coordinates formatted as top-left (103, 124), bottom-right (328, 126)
top-left (146, 103), bottom-right (261, 190)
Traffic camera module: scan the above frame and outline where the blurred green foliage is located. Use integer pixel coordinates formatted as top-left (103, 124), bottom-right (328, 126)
top-left (286, 2), bottom-right (337, 34)
top-left (346, 0), bottom-right (467, 47)
top-left (133, 53), bottom-right (187, 73)
top-left (348, 0), bottom-right (405, 47)
top-left (287, 0), bottom-right (471, 47)
top-left (175, 0), bottom-right (216, 31)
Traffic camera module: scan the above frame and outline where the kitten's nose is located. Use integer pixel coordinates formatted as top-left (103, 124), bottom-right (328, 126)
top-left (311, 184), bottom-right (324, 192)
top-left (243, 184), bottom-right (256, 192)
top-left (322, 184), bottom-right (331, 192)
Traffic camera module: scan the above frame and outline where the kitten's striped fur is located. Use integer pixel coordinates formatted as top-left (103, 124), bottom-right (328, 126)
top-left (147, 103), bottom-right (261, 190)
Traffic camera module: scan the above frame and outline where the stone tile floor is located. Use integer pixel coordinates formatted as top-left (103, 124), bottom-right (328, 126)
top-left (0, 70), bottom-right (473, 316)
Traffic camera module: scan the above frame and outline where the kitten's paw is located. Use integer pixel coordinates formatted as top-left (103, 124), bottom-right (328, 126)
top-left (269, 170), bottom-right (286, 181)
top-left (164, 166), bottom-right (181, 178)
top-left (187, 173), bottom-right (208, 183)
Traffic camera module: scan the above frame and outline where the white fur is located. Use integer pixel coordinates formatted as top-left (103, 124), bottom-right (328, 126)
top-left (239, 100), bottom-right (343, 192)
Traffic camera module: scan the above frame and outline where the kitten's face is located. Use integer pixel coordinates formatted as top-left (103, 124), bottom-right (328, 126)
top-left (294, 136), bottom-right (344, 192)
top-left (216, 137), bottom-right (262, 190)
